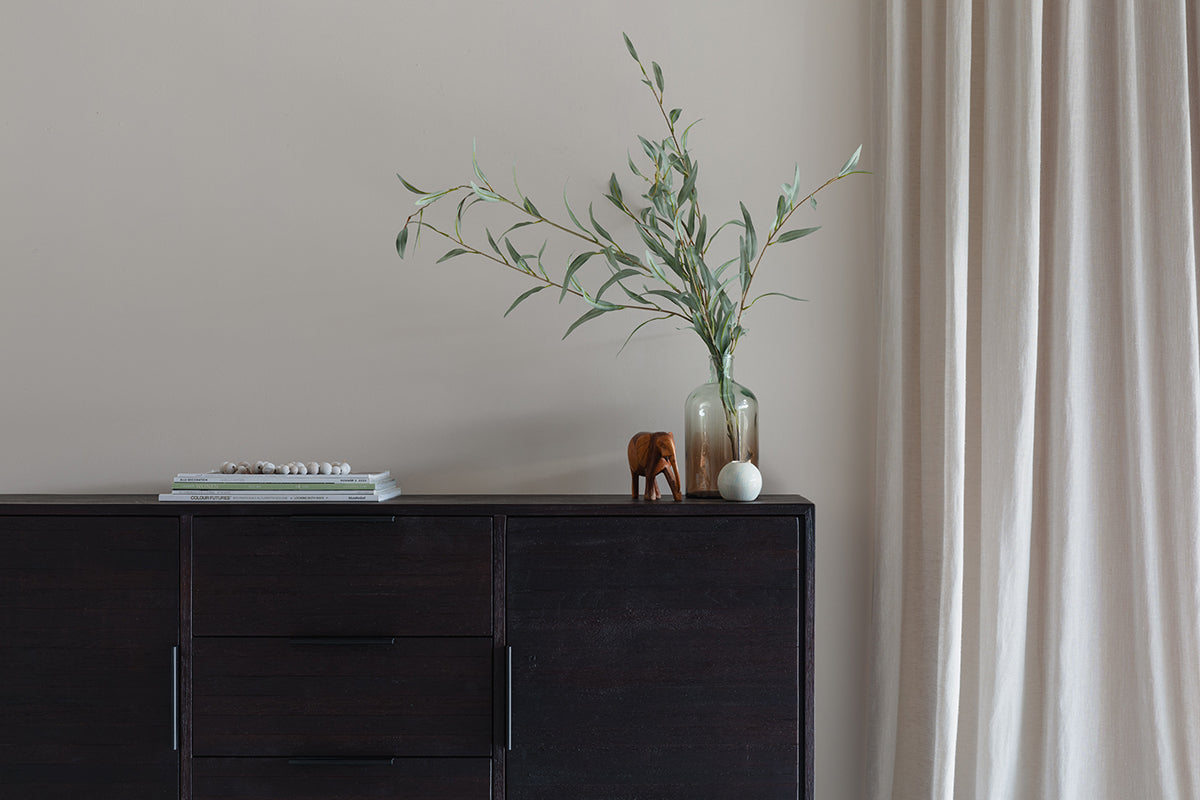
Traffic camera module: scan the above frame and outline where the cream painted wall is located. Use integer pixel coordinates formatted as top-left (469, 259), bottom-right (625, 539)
top-left (1, 2), bottom-right (874, 797)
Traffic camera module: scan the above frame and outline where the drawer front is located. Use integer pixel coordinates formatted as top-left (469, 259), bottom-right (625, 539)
top-left (193, 757), bottom-right (491, 800)
top-left (192, 515), bottom-right (492, 636)
top-left (192, 637), bottom-right (493, 757)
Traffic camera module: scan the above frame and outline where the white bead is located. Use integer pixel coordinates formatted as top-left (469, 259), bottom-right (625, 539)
top-left (307, 462), bottom-right (320, 475)
top-left (221, 462), bottom-right (236, 474)
top-left (277, 464), bottom-right (291, 475)
top-left (320, 462), bottom-right (333, 475)
top-left (295, 463), bottom-right (307, 475)
top-left (339, 462), bottom-right (351, 475)
top-left (235, 465), bottom-right (249, 474)
top-left (262, 462), bottom-right (275, 474)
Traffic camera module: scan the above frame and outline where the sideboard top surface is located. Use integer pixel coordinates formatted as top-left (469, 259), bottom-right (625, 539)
top-left (0, 494), bottom-right (813, 518)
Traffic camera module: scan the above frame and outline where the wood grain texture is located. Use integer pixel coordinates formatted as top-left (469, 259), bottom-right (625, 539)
top-left (192, 637), bottom-right (492, 757)
top-left (192, 757), bottom-right (490, 800)
top-left (0, 515), bottom-right (179, 799)
top-left (506, 515), bottom-right (801, 800)
top-left (192, 515), bottom-right (492, 636)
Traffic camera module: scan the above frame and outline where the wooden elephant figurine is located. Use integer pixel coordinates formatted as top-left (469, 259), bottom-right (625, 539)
top-left (627, 431), bottom-right (682, 501)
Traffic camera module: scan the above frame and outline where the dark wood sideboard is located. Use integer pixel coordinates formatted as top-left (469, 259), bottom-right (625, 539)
top-left (0, 495), bottom-right (815, 800)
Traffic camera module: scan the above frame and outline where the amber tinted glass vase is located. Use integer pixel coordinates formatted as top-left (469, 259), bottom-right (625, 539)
top-left (683, 355), bottom-right (758, 498)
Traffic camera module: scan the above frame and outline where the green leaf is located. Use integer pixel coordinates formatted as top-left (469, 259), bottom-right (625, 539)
top-left (677, 160), bottom-right (699, 207)
top-left (642, 288), bottom-right (691, 312)
top-left (696, 214), bottom-right (708, 251)
top-left (740, 202), bottom-right (757, 260)
top-left (596, 268), bottom-right (642, 302)
top-left (638, 135), bottom-right (658, 163)
top-left (486, 228), bottom-right (504, 258)
top-left (777, 226), bottom-right (822, 242)
top-left (618, 281), bottom-right (648, 304)
top-left (397, 174), bottom-right (427, 195)
top-left (652, 61), bottom-right (664, 93)
top-left (775, 195), bottom-right (788, 230)
top-left (499, 219), bottom-right (540, 238)
top-left (627, 152), bottom-right (646, 180)
top-left (811, 195), bottom-right (818, 209)
top-left (669, 108), bottom-right (682, 126)
top-left (414, 190), bottom-right (449, 208)
top-left (504, 238), bottom-right (524, 268)
top-left (637, 223), bottom-right (669, 260)
top-left (617, 314), bottom-right (672, 355)
top-left (712, 255), bottom-right (739, 281)
top-left (747, 291), bottom-right (808, 310)
top-left (739, 235), bottom-right (751, 295)
top-left (472, 139), bottom-right (488, 185)
top-left (644, 252), bottom-right (667, 284)
top-left (612, 250), bottom-right (644, 269)
top-left (582, 294), bottom-right (620, 311)
top-left (563, 306), bottom-right (614, 339)
top-left (608, 173), bottom-right (623, 205)
top-left (522, 197), bottom-right (541, 217)
top-left (589, 203), bottom-right (614, 243)
top-left (784, 163), bottom-right (801, 204)
top-left (504, 285), bottom-right (549, 317)
top-left (839, 144), bottom-right (863, 177)
top-left (455, 194), bottom-right (479, 239)
top-left (681, 118), bottom-right (702, 150)
top-left (437, 248), bottom-right (471, 264)
top-left (623, 32), bottom-right (639, 63)
top-left (396, 226), bottom-right (409, 258)
top-left (562, 251), bottom-right (600, 301)
top-left (536, 240), bottom-right (549, 278)
top-left (563, 186), bottom-right (591, 235)
top-left (471, 181), bottom-right (502, 202)
top-left (512, 162), bottom-right (524, 200)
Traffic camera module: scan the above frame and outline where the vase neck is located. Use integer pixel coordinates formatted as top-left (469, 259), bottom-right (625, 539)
top-left (708, 354), bottom-right (733, 382)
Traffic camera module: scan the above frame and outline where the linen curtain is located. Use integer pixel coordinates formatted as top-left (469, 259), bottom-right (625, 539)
top-left (867, 1), bottom-right (1200, 798)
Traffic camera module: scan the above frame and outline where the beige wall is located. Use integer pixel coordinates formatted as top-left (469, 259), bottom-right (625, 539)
top-left (1, 2), bottom-right (874, 797)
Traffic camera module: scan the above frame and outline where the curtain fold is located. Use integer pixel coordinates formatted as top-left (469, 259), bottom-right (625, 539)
top-left (868, 1), bottom-right (1200, 798)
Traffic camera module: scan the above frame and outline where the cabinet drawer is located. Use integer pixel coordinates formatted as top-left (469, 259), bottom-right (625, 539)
top-left (192, 637), bottom-right (493, 757)
top-left (193, 757), bottom-right (491, 800)
top-left (192, 515), bottom-right (492, 636)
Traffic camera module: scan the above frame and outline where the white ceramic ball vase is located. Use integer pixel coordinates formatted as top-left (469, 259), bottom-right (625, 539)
top-left (717, 460), bottom-right (762, 502)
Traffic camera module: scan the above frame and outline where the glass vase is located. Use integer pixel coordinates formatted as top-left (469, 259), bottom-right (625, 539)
top-left (684, 354), bottom-right (758, 498)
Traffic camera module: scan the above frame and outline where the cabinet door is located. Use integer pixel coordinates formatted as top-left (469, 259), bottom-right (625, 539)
top-left (0, 516), bottom-right (179, 798)
top-left (506, 515), bottom-right (800, 800)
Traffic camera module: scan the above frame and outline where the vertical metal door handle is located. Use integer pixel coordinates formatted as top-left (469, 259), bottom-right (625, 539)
top-left (171, 645), bottom-right (179, 751)
top-left (506, 645), bottom-right (513, 750)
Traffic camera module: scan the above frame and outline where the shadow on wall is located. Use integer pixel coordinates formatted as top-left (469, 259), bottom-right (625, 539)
top-left (394, 405), bottom-right (635, 495)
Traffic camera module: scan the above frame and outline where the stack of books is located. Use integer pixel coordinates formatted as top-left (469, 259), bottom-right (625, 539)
top-left (158, 470), bottom-right (401, 502)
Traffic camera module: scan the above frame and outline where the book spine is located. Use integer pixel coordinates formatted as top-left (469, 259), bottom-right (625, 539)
top-left (159, 490), bottom-right (400, 503)
top-left (171, 481), bottom-right (396, 493)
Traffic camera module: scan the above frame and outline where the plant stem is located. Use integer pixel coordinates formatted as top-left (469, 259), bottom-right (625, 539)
top-left (731, 169), bottom-right (867, 349)
top-left (406, 216), bottom-right (691, 323)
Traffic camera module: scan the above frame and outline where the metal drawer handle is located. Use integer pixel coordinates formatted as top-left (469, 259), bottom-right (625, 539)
top-left (506, 645), bottom-right (513, 751)
top-left (289, 637), bottom-right (396, 646)
top-left (287, 758), bottom-right (396, 766)
top-left (171, 645), bottom-right (179, 751)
